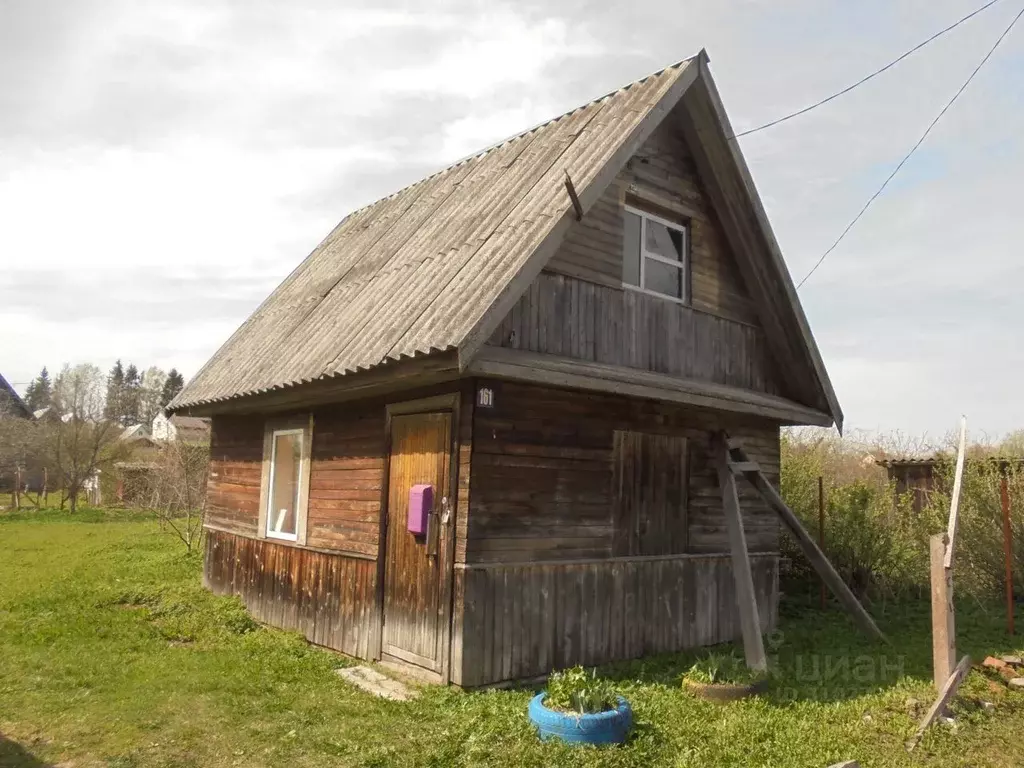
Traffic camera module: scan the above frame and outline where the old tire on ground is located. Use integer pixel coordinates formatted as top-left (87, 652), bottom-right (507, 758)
top-left (683, 677), bottom-right (768, 702)
top-left (528, 693), bottom-right (633, 745)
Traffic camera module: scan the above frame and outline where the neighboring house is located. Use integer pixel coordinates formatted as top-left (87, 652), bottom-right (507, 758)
top-left (879, 456), bottom-right (1024, 513)
top-left (170, 53), bottom-right (842, 687)
top-left (151, 412), bottom-right (210, 443)
top-left (0, 373), bottom-right (33, 420)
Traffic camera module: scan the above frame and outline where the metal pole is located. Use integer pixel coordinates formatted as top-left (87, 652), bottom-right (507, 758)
top-left (818, 475), bottom-right (826, 610)
top-left (1002, 474), bottom-right (1014, 636)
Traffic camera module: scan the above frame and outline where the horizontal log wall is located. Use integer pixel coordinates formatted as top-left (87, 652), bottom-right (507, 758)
top-left (468, 381), bottom-right (780, 563)
top-left (206, 383), bottom-right (472, 562)
top-left (486, 272), bottom-right (778, 394)
top-left (546, 116), bottom-right (758, 325)
top-left (455, 553), bottom-right (778, 687)
top-left (204, 528), bottom-right (377, 658)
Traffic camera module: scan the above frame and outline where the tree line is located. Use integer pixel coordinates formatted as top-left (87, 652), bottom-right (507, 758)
top-left (3, 362), bottom-right (189, 513)
top-left (22, 362), bottom-right (185, 426)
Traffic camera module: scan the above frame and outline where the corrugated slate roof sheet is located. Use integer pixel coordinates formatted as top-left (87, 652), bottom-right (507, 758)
top-left (173, 58), bottom-right (696, 409)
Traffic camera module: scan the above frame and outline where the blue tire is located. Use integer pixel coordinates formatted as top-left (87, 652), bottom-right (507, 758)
top-left (528, 693), bottom-right (633, 745)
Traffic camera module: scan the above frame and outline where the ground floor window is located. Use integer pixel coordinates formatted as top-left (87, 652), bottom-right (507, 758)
top-left (259, 416), bottom-right (312, 544)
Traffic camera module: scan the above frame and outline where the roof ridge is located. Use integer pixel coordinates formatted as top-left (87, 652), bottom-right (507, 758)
top-left (335, 56), bottom-right (698, 226)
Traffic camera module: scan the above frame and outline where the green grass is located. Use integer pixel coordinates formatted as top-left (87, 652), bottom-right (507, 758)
top-left (2, 511), bottom-right (1024, 767)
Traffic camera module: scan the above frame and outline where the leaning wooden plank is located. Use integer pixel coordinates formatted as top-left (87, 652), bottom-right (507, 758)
top-left (712, 433), bottom-right (767, 672)
top-left (907, 654), bottom-right (971, 751)
top-left (729, 443), bottom-right (887, 643)
top-left (944, 416), bottom-right (967, 569)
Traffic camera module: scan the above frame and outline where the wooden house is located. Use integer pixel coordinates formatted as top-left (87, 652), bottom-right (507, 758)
top-left (170, 53), bottom-right (843, 687)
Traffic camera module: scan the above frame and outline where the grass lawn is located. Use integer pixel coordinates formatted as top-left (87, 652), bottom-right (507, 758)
top-left (2, 511), bottom-right (1024, 767)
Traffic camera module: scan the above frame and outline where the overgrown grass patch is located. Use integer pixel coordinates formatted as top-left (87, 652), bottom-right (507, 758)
top-left (2, 510), bottom-right (1024, 766)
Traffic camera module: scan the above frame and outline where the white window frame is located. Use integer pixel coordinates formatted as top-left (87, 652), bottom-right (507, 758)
top-left (622, 204), bottom-right (689, 305)
top-left (265, 427), bottom-right (305, 542)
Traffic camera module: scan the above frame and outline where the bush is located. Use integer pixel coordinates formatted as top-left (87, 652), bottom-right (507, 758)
top-left (684, 651), bottom-right (765, 685)
top-left (779, 428), bottom-right (1024, 604)
top-left (545, 666), bottom-right (619, 714)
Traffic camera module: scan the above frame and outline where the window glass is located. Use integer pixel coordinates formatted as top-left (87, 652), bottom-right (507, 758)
top-left (268, 431), bottom-right (302, 538)
top-left (643, 258), bottom-right (683, 299)
top-left (645, 219), bottom-right (685, 262)
top-left (622, 210), bottom-right (642, 287)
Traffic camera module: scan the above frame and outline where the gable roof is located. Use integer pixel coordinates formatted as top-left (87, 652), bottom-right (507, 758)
top-left (172, 52), bottom-right (841, 430)
top-left (0, 373), bottom-right (33, 419)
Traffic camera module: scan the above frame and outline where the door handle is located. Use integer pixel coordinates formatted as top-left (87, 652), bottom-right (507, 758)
top-left (440, 496), bottom-right (451, 525)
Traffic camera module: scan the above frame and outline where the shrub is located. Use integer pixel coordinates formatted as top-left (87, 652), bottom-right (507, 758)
top-left (544, 666), bottom-right (619, 714)
top-left (684, 651), bottom-right (765, 685)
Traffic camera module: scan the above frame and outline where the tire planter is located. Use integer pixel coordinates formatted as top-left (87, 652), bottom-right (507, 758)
top-left (683, 677), bottom-right (768, 702)
top-left (528, 693), bottom-right (633, 746)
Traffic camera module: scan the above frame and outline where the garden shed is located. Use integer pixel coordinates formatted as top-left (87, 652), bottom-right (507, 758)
top-left (171, 51), bottom-right (842, 687)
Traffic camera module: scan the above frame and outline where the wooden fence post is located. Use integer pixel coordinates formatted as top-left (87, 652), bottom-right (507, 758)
top-left (818, 476), bottom-right (826, 610)
top-left (930, 534), bottom-right (956, 690)
top-left (1002, 474), bottom-right (1014, 636)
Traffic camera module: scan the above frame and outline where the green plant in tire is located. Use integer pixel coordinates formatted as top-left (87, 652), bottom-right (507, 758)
top-left (545, 666), bottom-right (619, 714)
top-left (684, 651), bottom-right (766, 685)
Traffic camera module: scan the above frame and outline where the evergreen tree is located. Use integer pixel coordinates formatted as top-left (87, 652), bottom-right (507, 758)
top-left (104, 360), bottom-right (125, 422)
top-left (122, 364), bottom-right (141, 425)
top-left (24, 366), bottom-right (52, 412)
top-left (160, 369), bottom-right (185, 408)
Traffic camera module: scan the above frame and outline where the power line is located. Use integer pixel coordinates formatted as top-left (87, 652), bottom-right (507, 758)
top-left (797, 4), bottom-right (1024, 289)
top-left (732, 0), bottom-right (1004, 139)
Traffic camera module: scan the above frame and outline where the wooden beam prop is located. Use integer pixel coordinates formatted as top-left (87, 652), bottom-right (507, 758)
top-left (563, 171), bottom-right (584, 221)
top-left (727, 440), bottom-right (887, 643)
top-left (1002, 475), bottom-right (1015, 636)
top-left (930, 534), bottom-right (956, 689)
top-left (931, 418), bottom-right (966, 687)
top-left (712, 433), bottom-right (768, 672)
top-left (944, 416), bottom-right (967, 569)
top-left (907, 654), bottom-right (971, 751)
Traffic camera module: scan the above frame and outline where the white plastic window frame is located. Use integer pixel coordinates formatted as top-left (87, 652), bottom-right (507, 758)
top-left (265, 427), bottom-right (305, 542)
top-left (623, 204), bottom-right (689, 305)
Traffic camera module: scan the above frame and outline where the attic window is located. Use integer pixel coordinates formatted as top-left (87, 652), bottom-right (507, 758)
top-left (622, 206), bottom-right (688, 302)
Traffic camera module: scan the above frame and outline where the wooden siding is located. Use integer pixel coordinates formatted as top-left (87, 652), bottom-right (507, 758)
top-left (546, 116), bottom-right (757, 325)
top-left (204, 529), bottom-right (377, 658)
top-left (206, 384), bottom-right (471, 562)
top-left (455, 553), bottom-right (778, 687)
top-left (612, 431), bottom-right (688, 556)
top-left (207, 415), bottom-right (264, 537)
top-left (467, 381), bottom-right (781, 564)
top-left (486, 272), bottom-right (779, 394)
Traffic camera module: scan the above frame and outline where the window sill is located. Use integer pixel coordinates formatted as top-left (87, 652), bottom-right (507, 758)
top-left (266, 531), bottom-right (298, 542)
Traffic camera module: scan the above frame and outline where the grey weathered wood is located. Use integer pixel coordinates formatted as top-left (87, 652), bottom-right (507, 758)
top-left (931, 533), bottom-right (956, 690)
top-left (712, 433), bottom-right (767, 672)
top-left (907, 654), bottom-right (971, 751)
top-left (678, 55), bottom-right (843, 431)
top-left (729, 442), bottom-right (886, 643)
top-left (469, 346), bottom-right (833, 426)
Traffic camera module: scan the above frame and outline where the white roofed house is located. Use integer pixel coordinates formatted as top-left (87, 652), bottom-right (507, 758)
top-left (152, 412), bottom-right (211, 443)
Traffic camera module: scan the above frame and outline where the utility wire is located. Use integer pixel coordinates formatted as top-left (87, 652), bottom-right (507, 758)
top-left (797, 4), bottom-right (1024, 289)
top-left (732, 0), bottom-right (1004, 139)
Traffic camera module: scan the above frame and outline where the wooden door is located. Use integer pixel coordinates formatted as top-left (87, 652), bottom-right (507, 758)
top-left (381, 410), bottom-right (453, 672)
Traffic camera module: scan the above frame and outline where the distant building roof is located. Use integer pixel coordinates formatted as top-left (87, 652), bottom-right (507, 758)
top-left (0, 373), bottom-right (33, 419)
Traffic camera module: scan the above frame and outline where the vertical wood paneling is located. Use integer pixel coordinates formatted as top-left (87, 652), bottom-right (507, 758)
top-left (204, 529), bottom-right (377, 658)
top-left (456, 557), bottom-right (774, 688)
top-left (486, 273), bottom-right (780, 395)
top-left (455, 553), bottom-right (778, 687)
top-left (612, 431), bottom-right (688, 556)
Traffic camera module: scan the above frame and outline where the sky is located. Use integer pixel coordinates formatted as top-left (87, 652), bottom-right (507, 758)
top-left (1, 0), bottom-right (1022, 439)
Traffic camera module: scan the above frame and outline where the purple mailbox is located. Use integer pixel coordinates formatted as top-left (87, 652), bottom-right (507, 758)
top-left (408, 483), bottom-right (433, 535)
